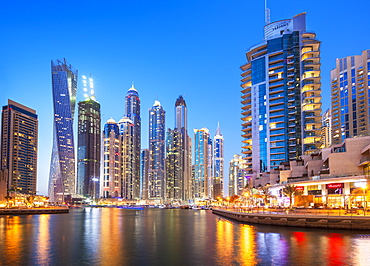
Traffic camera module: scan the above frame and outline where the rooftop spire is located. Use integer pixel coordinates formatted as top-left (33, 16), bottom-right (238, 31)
top-left (265, 0), bottom-right (270, 24)
top-left (215, 122), bottom-right (222, 136)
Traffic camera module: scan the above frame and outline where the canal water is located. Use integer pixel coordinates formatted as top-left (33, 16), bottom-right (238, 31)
top-left (0, 208), bottom-right (369, 265)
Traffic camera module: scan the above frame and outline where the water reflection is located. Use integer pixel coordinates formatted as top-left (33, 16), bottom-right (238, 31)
top-left (0, 210), bottom-right (369, 265)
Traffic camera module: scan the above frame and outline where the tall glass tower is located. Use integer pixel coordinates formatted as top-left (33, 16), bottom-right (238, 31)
top-left (49, 59), bottom-right (77, 203)
top-left (102, 119), bottom-right (121, 198)
top-left (240, 13), bottom-right (322, 185)
top-left (148, 101), bottom-right (165, 200)
top-left (166, 129), bottom-right (182, 201)
top-left (124, 84), bottom-right (141, 199)
top-left (213, 123), bottom-right (224, 198)
top-left (76, 75), bottom-right (101, 200)
top-left (1, 100), bottom-right (38, 195)
top-left (193, 128), bottom-right (210, 199)
top-left (175, 96), bottom-right (191, 201)
top-left (331, 50), bottom-right (370, 144)
top-left (141, 149), bottom-right (149, 200)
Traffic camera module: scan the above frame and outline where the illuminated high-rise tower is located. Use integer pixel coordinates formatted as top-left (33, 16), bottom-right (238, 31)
top-left (49, 59), bottom-right (77, 203)
top-left (102, 118), bottom-right (121, 198)
top-left (1, 100), bottom-right (38, 195)
top-left (213, 123), bottom-right (224, 198)
top-left (124, 84), bottom-right (141, 199)
top-left (193, 128), bottom-right (210, 199)
top-left (175, 96), bottom-right (192, 201)
top-left (141, 149), bottom-right (149, 200)
top-left (240, 13), bottom-right (322, 185)
top-left (331, 50), bottom-right (370, 144)
top-left (148, 101), bottom-right (166, 200)
top-left (166, 129), bottom-right (182, 201)
top-left (76, 75), bottom-right (101, 200)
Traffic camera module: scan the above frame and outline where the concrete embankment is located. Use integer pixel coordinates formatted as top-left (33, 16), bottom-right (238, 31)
top-left (0, 207), bottom-right (69, 215)
top-left (212, 209), bottom-right (370, 230)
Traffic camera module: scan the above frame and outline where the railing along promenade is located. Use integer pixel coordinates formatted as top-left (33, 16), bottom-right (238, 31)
top-left (212, 207), bottom-right (370, 230)
top-left (0, 206), bottom-right (69, 215)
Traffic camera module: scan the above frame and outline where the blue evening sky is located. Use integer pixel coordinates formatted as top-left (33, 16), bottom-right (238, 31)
top-left (1, 1), bottom-right (369, 196)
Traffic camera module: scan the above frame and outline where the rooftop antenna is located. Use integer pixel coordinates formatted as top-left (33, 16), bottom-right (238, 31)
top-left (265, 0), bottom-right (270, 24)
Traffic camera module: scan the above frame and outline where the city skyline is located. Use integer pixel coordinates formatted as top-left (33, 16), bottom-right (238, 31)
top-left (1, 1), bottom-right (370, 195)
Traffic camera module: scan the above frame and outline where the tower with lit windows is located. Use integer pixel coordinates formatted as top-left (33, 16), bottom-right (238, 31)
top-left (123, 84), bottom-right (141, 199)
top-left (148, 101), bottom-right (166, 200)
top-left (76, 75), bottom-right (101, 200)
top-left (213, 123), bottom-right (224, 198)
top-left (1, 100), bottom-right (38, 195)
top-left (102, 118), bottom-right (121, 198)
top-left (49, 59), bottom-right (77, 203)
top-left (240, 13), bottom-right (322, 185)
top-left (174, 95), bottom-right (192, 201)
top-left (193, 128), bottom-right (210, 199)
top-left (331, 50), bottom-right (370, 144)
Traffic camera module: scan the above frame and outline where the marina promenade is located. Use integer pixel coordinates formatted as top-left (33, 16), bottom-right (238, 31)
top-left (213, 207), bottom-right (370, 230)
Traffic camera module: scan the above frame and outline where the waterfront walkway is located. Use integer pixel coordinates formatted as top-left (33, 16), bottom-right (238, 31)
top-left (212, 208), bottom-right (370, 230)
top-left (0, 206), bottom-right (69, 215)
top-left (216, 206), bottom-right (370, 217)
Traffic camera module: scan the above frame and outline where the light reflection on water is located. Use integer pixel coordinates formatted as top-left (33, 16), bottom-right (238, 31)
top-left (0, 209), bottom-right (369, 265)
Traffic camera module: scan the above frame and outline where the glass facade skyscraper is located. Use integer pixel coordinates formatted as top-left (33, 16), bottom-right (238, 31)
top-left (241, 13), bottom-right (322, 185)
top-left (228, 155), bottom-right (247, 196)
top-left (331, 50), bottom-right (370, 144)
top-left (49, 59), bottom-right (77, 203)
top-left (141, 149), bottom-right (149, 200)
top-left (123, 84), bottom-right (141, 199)
top-left (148, 101), bottom-right (165, 200)
top-left (213, 123), bottom-right (224, 198)
top-left (1, 100), bottom-right (38, 195)
top-left (193, 128), bottom-right (210, 199)
top-left (102, 118), bottom-right (121, 198)
top-left (76, 93), bottom-right (101, 200)
top-left (174, 96), bottom-right (192, 201)
top-left (166, 129), bottom-right (182, 201)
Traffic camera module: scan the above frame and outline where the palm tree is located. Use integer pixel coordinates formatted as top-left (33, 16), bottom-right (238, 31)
top-left (4, 192), bottom-right (12, 208)
top-left (282, 184), bottom-right (303, 208)
top-left (259, 185), bottom-right (272, 206)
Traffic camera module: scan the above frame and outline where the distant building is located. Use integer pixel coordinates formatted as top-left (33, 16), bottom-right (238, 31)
top-left (76, 75), bottom-right (101, 200)
top-left (193, 128), bottom-right (210, 199)
top-left (49, 59), bottom-right (77, 203)
top-left (141, 149), bottom-right (149, 200)
top-left (166, 129), bottom-right (183, 201)
top-left (1, 100), bottom-right (38, 195)
top-left (124, 84), bottom-right (141, 199)
top-left (331, 50), bottom-right (370, 144)
top-left (240, 13), bottom-right (322, 186)
top-left (321, 109), bottom-right (332, 149)
top-left (148, 101), bottom-right (166, 200)
top-left (228, 155), bottom-right (247, 196)
top-left (102, 119), bottom-right (121, 198)
top-left (213, 123), bottom-right (224, 198)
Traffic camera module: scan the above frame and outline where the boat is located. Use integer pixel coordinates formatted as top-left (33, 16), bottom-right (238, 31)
top-left (117, 205), bottom-right (144, 210)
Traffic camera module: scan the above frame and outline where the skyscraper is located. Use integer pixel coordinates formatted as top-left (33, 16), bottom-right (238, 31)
top-left (119, 116), bottom-right (134, 199)
top-left (321, 109), bottom-right (332, 149)
top-left (240, 13), bottom-right (322, 185)
top-left (174, 96), bottom-right (192, 201)
top-left (193, 128), bottom-right (210, 199)
top-left (49, 59), bottom-right (77, 203)
top-left (331, 50), bottom-right (370, 144)
top-left (1, 100), bottom-right (38, 195)
top-left (148, 101), bottom-right (166, 200)
top-left (166, 129), bottom-right (182, 201)
top-left (102, 118), bottom-right (121, 198)
top-left (228, 155), bottom-right (247, 196)
top-left (141, 149), bottom-right (149, 200)
top-left (76, 75), bottom-right (101, 200)
top-left (213, 123), bottom-right (224, 199)
top-left (124, 84), bottom-right (141, 199)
